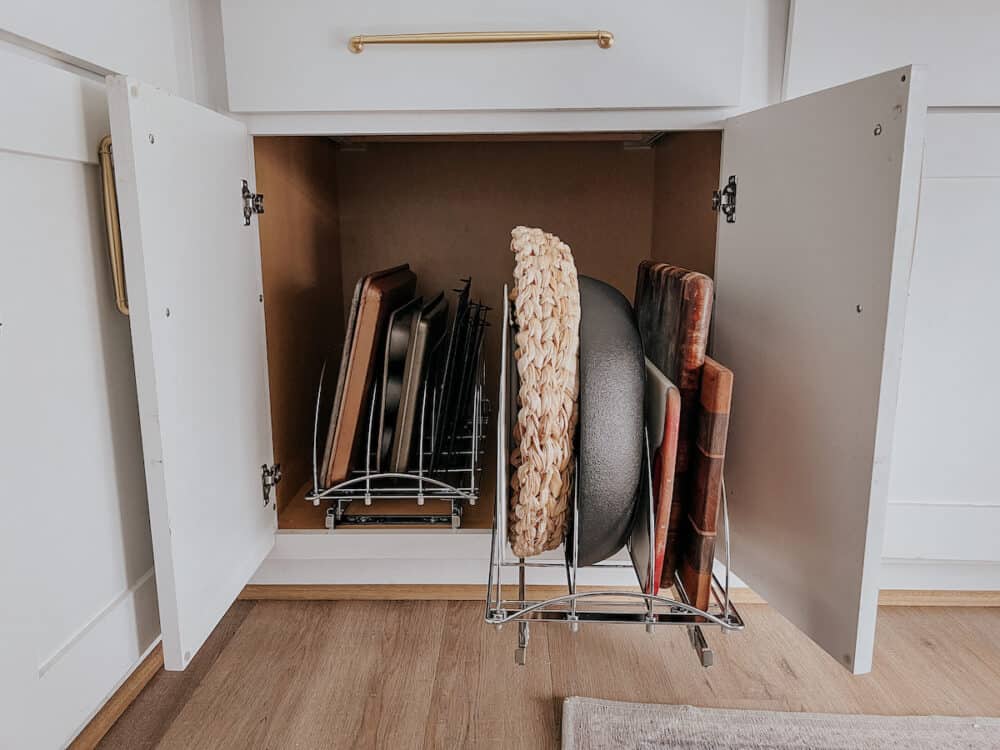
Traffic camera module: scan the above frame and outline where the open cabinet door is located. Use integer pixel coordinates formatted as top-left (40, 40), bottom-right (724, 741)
top-left (714, 67), bottom-right (926, 674)
top-left (106, 76), bottom-right (276, 670)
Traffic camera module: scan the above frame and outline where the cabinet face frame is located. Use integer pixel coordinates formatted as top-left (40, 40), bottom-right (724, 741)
top-left (108, 67), bottom-right (924, 674)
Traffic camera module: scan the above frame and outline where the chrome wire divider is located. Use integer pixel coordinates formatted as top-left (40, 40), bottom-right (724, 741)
top-left (306, 341), bottom-right (489, 530)
top-left (485, 285), bottom-right (745, 668)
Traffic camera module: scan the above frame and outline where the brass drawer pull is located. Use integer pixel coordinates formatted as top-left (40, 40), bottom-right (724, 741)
top-left (349, 30), bottom-right (614, 54)
top-left (98, 135), bottom-right (129, 316)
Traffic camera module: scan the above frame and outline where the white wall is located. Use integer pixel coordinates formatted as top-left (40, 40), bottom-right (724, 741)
top-left (785, 1), bottom-right (1000, 591)
top-left (0, 2), bottom-right (223, 746)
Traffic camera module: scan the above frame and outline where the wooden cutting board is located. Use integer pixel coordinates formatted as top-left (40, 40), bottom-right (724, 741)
top-left (641, 359), bottom-right (681, 595)
top-left (634, 260), bottom-right (713, 584)
top-left (679, 356), bottom-right (733, 611)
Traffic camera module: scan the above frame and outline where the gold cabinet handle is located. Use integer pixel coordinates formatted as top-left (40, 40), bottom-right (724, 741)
top-left (349, 30), bottom-right (614, 54)
top-left (98, 136), bottom-right (129, 316)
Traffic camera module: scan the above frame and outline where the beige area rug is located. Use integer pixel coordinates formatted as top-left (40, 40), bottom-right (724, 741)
top-left (562, 697), bottom-right (1000, 749)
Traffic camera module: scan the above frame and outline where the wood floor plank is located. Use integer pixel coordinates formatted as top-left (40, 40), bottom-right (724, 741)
top-left (423, 601), bottom-right (557, 750)
top-left (264, 600), bottom-right (390, 749)
top-left (251, 601), bottom-right (396, 748)
top-left (71, 644), bottom-right (164, 750)
top-left (97, 601), bottom-right (255, 750)
top-left (154, 601), bottom-right (331, 749)
top-left (550, 604), bottom-right (1000, 720)
top-left (942, 606), bottom-right (1000, 684)
top-left (422, 601), bottom-right (491, 749)
top-left (99, 601), bottom-right (1000, 750)
top-left (158, 600), bottom-right (449, 750)
top-left (354, 600), bottom-right (448, 749)
top-left (879, 607), bottom-right (1000, 714)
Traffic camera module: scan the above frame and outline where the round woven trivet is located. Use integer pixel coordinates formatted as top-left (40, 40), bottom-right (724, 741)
top-left (508, 226), bottom-right (581, 557)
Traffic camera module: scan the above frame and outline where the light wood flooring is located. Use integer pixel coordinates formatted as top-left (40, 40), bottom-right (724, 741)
top-left (98, 601), bottom-right (1000, 749)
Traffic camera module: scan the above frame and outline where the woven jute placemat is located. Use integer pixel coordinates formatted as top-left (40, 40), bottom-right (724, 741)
top-left (508, 226), bottom-right (581, 558)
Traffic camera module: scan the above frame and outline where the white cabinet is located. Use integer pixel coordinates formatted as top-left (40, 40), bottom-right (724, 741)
top-left (108, 67), bottom-right (926, 675)
top-left (714, 68), bottom-right (925, 673)
top-left (219, 0), bottom-right (747, 112)
top-left (784, 0), bottom-right (1000, 105)
top-left (784, 4), bottom-right (1000, 590)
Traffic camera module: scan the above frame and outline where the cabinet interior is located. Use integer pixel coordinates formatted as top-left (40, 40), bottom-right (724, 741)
top-left (252, 132), bottom-right (722, 530)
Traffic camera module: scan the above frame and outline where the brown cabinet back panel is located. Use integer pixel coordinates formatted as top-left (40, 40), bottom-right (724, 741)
top-left (255, 134), bottom-right (721, 529)
top-left (651, 132), bottom-right (722, 276)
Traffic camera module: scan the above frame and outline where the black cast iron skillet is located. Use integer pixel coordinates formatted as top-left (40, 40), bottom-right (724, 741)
top-left (567, 276), bottom-right (645, 567)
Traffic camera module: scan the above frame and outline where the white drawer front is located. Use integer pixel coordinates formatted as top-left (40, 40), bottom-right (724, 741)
top-left (221, 0), bottom-right (747, 112)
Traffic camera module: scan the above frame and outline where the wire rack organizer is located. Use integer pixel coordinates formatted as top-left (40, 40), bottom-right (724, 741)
top-left (306, 348), bottom-right (490, 530)
top-left (485, 286), bottom-right (745, 668)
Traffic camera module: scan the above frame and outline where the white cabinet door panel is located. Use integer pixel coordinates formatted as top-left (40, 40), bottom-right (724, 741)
top-left (106, 76), bottom-right (276, 670)
top-left (888, 177), bottom-right (1000, 512)
top-left (221, 0), bottom-right (747, 112)
top-left (785, 0), bottom-right (1000, 105)
top-left (924, 112), bottom-right (1000, 178)
top-left (715, 67), bottom-right (927, 673)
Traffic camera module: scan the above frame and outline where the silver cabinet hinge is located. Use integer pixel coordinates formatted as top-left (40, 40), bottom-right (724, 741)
top-left (261, 463), bottom-right (282, 505)
top-left (712, 175), bottom-right (737, 224)
top-left (242, 180), bottom-right (264, 226)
